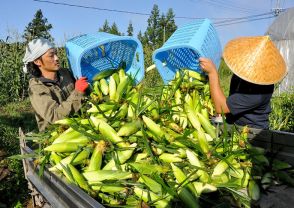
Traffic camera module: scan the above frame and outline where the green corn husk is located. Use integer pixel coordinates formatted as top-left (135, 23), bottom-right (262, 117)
top-left (49, 149), bottom-right (90, 172)
top-left (44, 142), bottom-right (87, 152)
top-left (248, 180), bottom-right (260, 201)
top-left (117, 120), bottom-right (141, 137)
top-left (87, 140), bottom-right (106, 171)
top-left (138, 175), bottom-right (162, 194)
top-left (83, 170), bottom-right (133, 183)
top-left (133, 187), bottom-right (169, 208)
top-left (129, 162), bottom-right (168, 175)
top-left (102, 143), bottom-right (137, 170)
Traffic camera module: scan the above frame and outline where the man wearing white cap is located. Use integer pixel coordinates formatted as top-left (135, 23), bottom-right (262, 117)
top-left (23, 38), bottom-right (89, 131)
top-left (199, 36), bottom-right (287, 129)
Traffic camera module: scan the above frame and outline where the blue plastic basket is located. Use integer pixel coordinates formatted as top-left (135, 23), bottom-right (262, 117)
top-left (152, 19), bottom-right (222, 83)
top-left (65, 32), bottom-right (144, 83)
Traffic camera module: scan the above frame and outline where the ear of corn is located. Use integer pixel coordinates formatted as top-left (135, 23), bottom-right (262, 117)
top-left (92, 69), bottom-right (117, 81)
top-left (195, 128), bottom-right (210, 155)
top-left (115, 76), bottom-right (129, 102)
top-left (83, 170), bottom-right (133, 182)
top-left (178, 187), bottom-right (200, 208)
top-left (102, 143), bottom-right (137, 170)
top-left (109, 76), bottom-right (117, 101)
top-left (193, 182), bottom-right (217, 196)
top-left (49, 149), bottom-right (90, 172)
top-left (117, 120), bottom-right (141, 137)
top-left (90, 116), bottom-right (126, 147)
top-left (87, 140), bottom-right (106, 171)
top-left (248, 180), bottom-right (260, 201)
top-left (197, 112), bottom-right (216, 139)
top-left (50, 152), bottom-right (62, 165)
top-left (212, 160), bottom-right (229, 177)
top-left (68, 164), bottom-right (92, 193)
top-left (171, 163), bottom-right (196, 196)
top-left (100, 78), bottom-right (109, 95)
top-left (133, 187), bottom-right (169, 208)
top-left (185, 104), bottom-right (201, 130)
top-left (44, 142), bottom-right (87, 152)
top-left (91, 184), bottom-right (126, 193)
top-left (129, 162), bottom-right (168, 175)
top-left (142, 115), bottom-right (165, 142)
top-left (159, 153), bottom-right (183, 163)
top-left (138, 175), bottom-right (162, 194)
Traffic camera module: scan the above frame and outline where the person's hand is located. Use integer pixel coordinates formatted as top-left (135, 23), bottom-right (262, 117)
top-left (75, 77), bottom-right (88, 93)
top-left (199, 57), bottom-right (218, 75)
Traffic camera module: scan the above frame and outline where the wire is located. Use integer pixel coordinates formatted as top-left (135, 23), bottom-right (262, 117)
top-left (215, 15), bottom-right (276, 27)
top-left (207, 0), bottom-right (261, 13)
top-left (33, 0), bottom-right (277, 27)
top-left (202, 0), bottom-right (259, 14)
top-left (214, 12), bottom-right (273, 24)
top-left (33, 0), bottom-right (225, 20)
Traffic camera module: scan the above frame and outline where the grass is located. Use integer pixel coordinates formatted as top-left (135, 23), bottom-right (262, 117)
top-left (0, 98), bottom-right (37, 207)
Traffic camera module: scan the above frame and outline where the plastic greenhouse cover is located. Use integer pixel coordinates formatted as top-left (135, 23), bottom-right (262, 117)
top-left (266, 7), bottom-right (294, 94)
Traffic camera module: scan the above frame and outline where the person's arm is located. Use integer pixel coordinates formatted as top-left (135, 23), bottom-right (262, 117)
top-left (199, 57), bottom-right (230, 114)
top-left (29, 77), bottom-right (88, 124)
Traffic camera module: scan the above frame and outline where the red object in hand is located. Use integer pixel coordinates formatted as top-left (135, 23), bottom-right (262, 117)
top-left (75, 77), bottom-right (89, 93)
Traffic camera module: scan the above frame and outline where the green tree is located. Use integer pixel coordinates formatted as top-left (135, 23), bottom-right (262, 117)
top-left (109, 22), bottom-right (121, 35)
top-left (144, 4), bottom-right (161, 49)
top-left (158, 9), bottom-right (177, 46)
top-left (99, 20), bottom-right (111, 33)
top-left (164, 8), bottom-right (177, 42)
top-left (137, 30), bottom-right (145, 43)
top-left (22, 9), bottom-right (53, 43)
top-left (127, 21), bottom-right (134, 36)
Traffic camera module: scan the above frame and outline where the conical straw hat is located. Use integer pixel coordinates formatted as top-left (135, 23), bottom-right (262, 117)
top-left (223, 36), bottom-right (287, 85)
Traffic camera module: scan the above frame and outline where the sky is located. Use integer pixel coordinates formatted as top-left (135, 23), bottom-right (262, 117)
top-left (1, 0), bottom-right (294, 47)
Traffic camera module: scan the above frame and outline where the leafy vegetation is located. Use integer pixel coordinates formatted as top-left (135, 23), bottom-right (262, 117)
top-left (0, 99), bottom-right (37, 207)
top-left (270, 91), bottom-right (294, 132)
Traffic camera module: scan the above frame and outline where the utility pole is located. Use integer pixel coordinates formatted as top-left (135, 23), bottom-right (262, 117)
top-left (163, 25), bottom-right (166, 44)
top-left (272, 0), bottom-right (285, 16)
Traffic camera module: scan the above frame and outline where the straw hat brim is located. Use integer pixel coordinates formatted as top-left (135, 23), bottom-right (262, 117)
top-left (223, 36), bottom-right (287, 85)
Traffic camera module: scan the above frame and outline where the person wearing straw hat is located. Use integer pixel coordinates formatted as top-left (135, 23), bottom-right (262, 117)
top-left (199, 36), bottom-right (287, 129)
top-left (23, 38), bottom-right (89, 131)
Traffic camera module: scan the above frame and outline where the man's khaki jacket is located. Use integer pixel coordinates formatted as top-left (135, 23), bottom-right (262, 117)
top-left (29, 68), bottom-right (84, 131)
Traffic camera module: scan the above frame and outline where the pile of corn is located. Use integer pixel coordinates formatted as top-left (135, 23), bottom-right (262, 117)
top-left (38, 69), bottom-right (264, 207)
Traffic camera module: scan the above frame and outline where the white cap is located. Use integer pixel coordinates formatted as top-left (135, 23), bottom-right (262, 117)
top-left (22, 38), bottom-right (55, 73)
